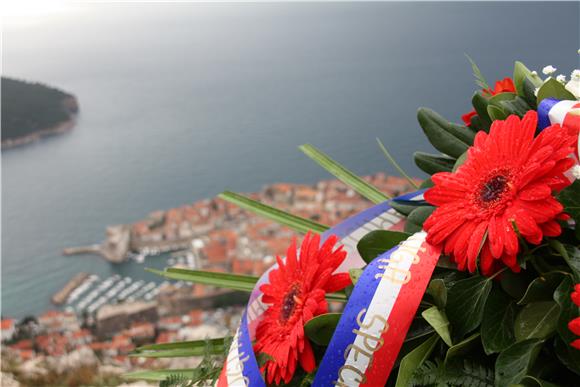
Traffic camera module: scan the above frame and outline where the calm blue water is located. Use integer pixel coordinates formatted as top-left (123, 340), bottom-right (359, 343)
top-left (2, 2), bottom-right (579, 318)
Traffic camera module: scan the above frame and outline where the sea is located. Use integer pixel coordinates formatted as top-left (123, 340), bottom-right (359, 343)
top-left (2, 2), bottom-right (579, 318)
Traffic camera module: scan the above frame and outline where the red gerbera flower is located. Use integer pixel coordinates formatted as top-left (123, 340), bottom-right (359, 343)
top-left (254, 232), bottom-right (351, 384)
top-left (462, 77), bottom-right (516, 126)
top-left (572, 284), bottom-right (580, 307)
top-left (424, 111), bottom-right (576, 275)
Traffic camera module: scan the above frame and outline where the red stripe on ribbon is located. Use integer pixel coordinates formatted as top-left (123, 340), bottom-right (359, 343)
top-left (216, 362), bottom-right (229, 387)
top-left (360, 241), bottom-right (441, 386)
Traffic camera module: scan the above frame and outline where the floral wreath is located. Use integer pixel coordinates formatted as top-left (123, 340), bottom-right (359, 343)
top-left (128, 60), bottom-right (580, 387)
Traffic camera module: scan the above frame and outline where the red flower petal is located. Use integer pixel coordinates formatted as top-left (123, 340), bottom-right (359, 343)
top-left (424, 111), bottom-right (574, 275)
top-left (254, 232), bottom-right (349, 383)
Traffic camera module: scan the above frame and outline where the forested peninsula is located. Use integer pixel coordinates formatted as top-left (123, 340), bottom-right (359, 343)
top-left (2, 77), bottom-right (79, 148)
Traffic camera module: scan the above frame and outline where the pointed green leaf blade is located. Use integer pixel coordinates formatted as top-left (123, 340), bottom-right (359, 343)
top-left (124, 368), bottom-right (196, 381)
top-left (146, 268), bottom-right (258, 292)
top-left (300, 144), bottom-right (390, 203)
top-left (219, 191), bottom-right (328, 234)
top-left (421, 306), bottom-right (453, 347)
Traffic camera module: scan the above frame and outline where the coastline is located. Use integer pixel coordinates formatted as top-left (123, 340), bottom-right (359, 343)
top-left (1, 116), bottom-right (77, 150)
top-left (63, 173), bottom-right (419, 264)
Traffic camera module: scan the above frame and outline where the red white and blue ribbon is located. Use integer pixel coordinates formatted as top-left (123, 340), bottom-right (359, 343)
top-left (216, 190), bottom-right (440, 386)
top-left (537, 98), bottom-right (580, 133)
top-left (538, 98), bottom-right (580, 180)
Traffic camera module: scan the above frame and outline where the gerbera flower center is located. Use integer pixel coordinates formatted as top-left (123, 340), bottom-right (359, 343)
top-left (279, 284), bottom-right (302, 323)
top-left (480, 175), bottom-right (509, 203)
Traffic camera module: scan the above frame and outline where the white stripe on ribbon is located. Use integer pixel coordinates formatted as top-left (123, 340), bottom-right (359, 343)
top-left (225, 330), bottom-right (248, 386)
top-left (336, 208), bottom-right (405, 272)
top-left (341, 232), bottom-right (427, 385)
top-left (549, 100), bottom-right (578, 125)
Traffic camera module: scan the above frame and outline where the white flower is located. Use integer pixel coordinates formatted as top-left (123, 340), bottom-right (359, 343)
top-left (572, 69), bottom-right (580, 80)
top-left (572, 165), bottom-right (580, 180)
top-left (565, 77), bottom-right (580, 99)
top-left (556, 74), bottom-right (566, 83)
top-left (542, 65), bottom-right (557, 75)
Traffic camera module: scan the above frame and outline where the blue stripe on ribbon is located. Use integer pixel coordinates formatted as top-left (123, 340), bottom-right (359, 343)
top-left (321, 190), bottom-right (424, 241)
top-left (537, 97), bottom-right (560, 131)
top-left (234, 189), bottom-right (425, 386)
top-left (312, 246), bottom-right (398, 386)
top-left (238, 311), bottom-right (266, 387)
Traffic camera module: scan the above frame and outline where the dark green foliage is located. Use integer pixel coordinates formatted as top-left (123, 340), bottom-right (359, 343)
top-left (404, 206), bottom-right (435, 233)
top-left (557, 180), bottom-right (580, 241)
top-left (410, 359), bottom-right (494, 387)
top-left (414, 152), bottom-right (456, 175)
top-left (417, 108), bottom-right (474, 158)
top-left (1, 77), bottom-right (78, 141)
top-left (357, 230), bottom-right (410, 263)
top-left (446, 276), bottom-right (492, 341)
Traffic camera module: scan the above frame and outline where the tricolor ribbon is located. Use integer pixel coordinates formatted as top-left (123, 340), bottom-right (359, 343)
top-left (216, 190), bottom-right (440, 386)
top-left (538, 98), bottom-right (580, 180)
top-left (537, 98), bottom-right (580, 134)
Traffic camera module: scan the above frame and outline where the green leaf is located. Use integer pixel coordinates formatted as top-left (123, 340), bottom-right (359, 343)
top-left (481, 287), bottom-right (516, 354)
top-left (514, 301), bottom-right (560, 341)
top-left (426, 278), bottom-right (447, 309)
top-left (466, 54), bottom-right (489, 90)
top-left (537, 78), bottom-right (577, 103)
top-left (147, 268), bottom-right (258, 292)
top-left (395, 334), bottom-right (439, 387)
top-left (517, 272), bottom-right (565, 305)
top-left (419, 178), bottom-right (434, 189)
top-left (390, 200), bottom-right (420, 216)
top-left (130, 348), bottom-right (217, 358)
top-left (134, 337), bottom-right (226, 353)
top-left (488, 91), bottom-right (517, 107)
top-left (404, 206), bottom-right (435, 234)
top-left (500, 269), bottom-right (530, 300)
top-left (219, 191), bottom-right (328, 234)
top-left (414, 151), bottom-right (456, 175)
top-left (349, 268), bottom-right (363, 285)
top-left (299, 144), bottom-right (390, 204)
top-left (124, 369), bottom-right (197, 381)
top-left (446, 276), bottom-right (492, 340)
top-left (304, 313), bottom-right (341, 346)
top-left (553, 277), bottom-right (580, 375)
top-left (549, 239), bottom-right (580, 282)
top-left (495, 339), bottom-right (543, 386)
top-left (356, 230), bottom-right (410, 264)
top-left (452, 151), bottom-right (468, 172)
top-left (513, 61), bottom-right (543, 97)
top-left (421, 306), bottom-right (453, 346)
top-left (443, 359), bottom-right (495, 387)
top-left (487, 105), bottom-right (508, 121)
top-left (557, 180), bottom-right (580, 242)
top-left (471, 92), bottom-right (492, 130)
top-left (417, 108), bottom-right (474, 158)
top-left (444, 333), bottom-right (481, 365)
top-left (405, 317), bottom-right (436, 342)
top-left (522, 77), bottom-right (539, 107)
top-left (498, 96), bottom-right (533, 117)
